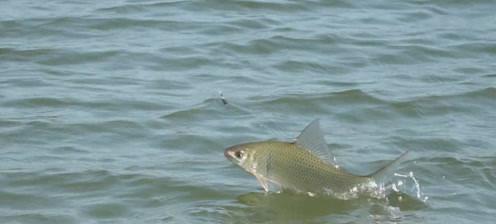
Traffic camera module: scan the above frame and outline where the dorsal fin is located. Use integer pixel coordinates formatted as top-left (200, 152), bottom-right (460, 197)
top-left (295, 119), bottom-right (338, 167)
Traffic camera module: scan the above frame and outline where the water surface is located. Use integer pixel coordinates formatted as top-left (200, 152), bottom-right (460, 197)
top-left (1, 0), bottom-right (495, 223)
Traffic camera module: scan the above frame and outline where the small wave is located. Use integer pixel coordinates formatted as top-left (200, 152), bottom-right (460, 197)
top-left (0, 190), bottom-right (64, 209)
top-left (3, 97), bottom-right (68, 107)
top-left (52, 146), bottom-right (89, 154)
top-left (217, 34), bottom-right (341, 57)
top-left (483, 73), bottom-right (496, 78)
top-left (161, 96), bottom-right (251, 121)
top-left (0, 47), bottom-right (57, 61)
top-left (87, 17), bottom-right (205, 32)
top-left (228, 18), bottom-right (279, 30)
top-left (1, 213), bottom-right (76, 224)
top-left (60, 120), bottom-right (149, 139)
top-left (189, 0), bottom-right (310, 13)
top-left (3, 96), bottom-right (168, 113)
top-left (232, 191), bottom-right (360, 223)
top-left (380, 87), bottom-right (496, 118)
top-left (96, 1), bottom-right (189, 14)
top-left (0, 120), bottom-right (22, 128)
top-left (388, 136), bottom-right (464, 154)
top-left (460, 86), bottom-right (496, 99)
top-left (452, 42), bottom-right (496, 57)
top-left (82, 202), bottom-right (130, 219)
top-left (252, 89), bottom-right (386, 107)
top-left (157, 55), bottom-right (213, 71)
top-left (273, 60), bottom-right (351, 74)
top-left (370, 44), bottom-right (454, 65)
top-left (37, 49), bottom-right (121, 66)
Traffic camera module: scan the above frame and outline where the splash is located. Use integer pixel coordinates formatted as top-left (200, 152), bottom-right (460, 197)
top-left (391, 171), bottom-right (429, 202)
top-left (335, 171), bottom-right (428, 203)
top-left (325, 180), bottom-right (386, 200)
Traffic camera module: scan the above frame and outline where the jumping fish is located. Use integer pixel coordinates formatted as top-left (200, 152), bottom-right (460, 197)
top-left (224, 119), bottom-right (408, 199)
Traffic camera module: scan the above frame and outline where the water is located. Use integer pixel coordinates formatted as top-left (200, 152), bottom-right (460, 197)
top-left (1, 0), bottom-right (495, 223)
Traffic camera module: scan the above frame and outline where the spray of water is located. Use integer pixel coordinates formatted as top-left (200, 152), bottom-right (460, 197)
top-left (392, 171), bottom-right (429, 202)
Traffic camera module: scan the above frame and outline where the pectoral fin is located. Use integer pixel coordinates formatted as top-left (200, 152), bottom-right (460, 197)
top-left (255, 174), bottom-right (269, 192)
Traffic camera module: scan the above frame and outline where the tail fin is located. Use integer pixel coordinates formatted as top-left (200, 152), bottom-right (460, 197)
top-left (366, 151), bottom-right (409, 184)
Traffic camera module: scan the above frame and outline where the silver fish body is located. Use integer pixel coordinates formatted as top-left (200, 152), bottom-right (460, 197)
top-left (226, 141), bottom-right (371, 195)
top-left (225, 120), bottom-right (407, 198)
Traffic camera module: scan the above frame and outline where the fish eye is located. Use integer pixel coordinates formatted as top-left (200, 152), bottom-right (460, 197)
top-left (235, 150), bottom-right (244, 159)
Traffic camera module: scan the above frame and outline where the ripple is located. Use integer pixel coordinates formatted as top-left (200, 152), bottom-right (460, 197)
top-left (4, 97), bottom-right (67, 107)
top-left (1, 214), bottom-right (77, 224)
top-left (37, 49), bottom-right (121, 66)
top-left (0, 47), bottom-right (57, 61)
top-left (3, 96), bottom-right (168, 112)
top-left (95, 1), bottom-right (189, 14)
top-left (161, 97), bottom-right (250, 121)
top-left (82, 203), bottom-right (130, 219)
top-left (216, 34), bottom-right (342, 58)
top-left (228, 18), bottom-right (279, 30)
top-left (158, 55), bottom-right (213, 71)
top-left (452, 42), bottom-right (496, 56)
top-left (255, 89), bottom-right (385, 106)
top-left (274, 59), bottom-right (352, 74)
top-left (388, 136), bottom-right (464, 154)
top-left (187, 0), bottom-right (311, 13)
top-left (460, 86), bottom-right (496, 99)
top-left (0, 190), bottom-right (64, 210)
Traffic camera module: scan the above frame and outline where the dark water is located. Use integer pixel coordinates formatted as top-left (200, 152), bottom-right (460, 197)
top-left (1, 0), bottom-right (495, 223)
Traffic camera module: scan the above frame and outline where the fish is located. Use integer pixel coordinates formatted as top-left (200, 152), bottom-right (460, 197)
top-left (224, 119), bottom-right (408, 199)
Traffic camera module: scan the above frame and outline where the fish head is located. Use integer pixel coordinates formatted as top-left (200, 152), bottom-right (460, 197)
top-left (224, 142), bottom-right (264, 174)
top-left (224, 143), bottom-right (251, 165)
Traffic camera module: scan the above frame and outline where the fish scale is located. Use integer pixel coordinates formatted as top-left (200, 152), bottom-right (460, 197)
top-left (261, 141), bottom-right (368, 195)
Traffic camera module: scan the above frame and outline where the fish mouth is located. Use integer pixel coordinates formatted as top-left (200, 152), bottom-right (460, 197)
top-left (224, 148), bottom-right (234, 160)
top-left (224, 144), bottom-right (245, 161)
top-left (224, 145), bottom-right (238, 160)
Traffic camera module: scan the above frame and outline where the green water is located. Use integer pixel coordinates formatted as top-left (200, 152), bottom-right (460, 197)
top-left (1, 0), bottom-right (495, 223)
